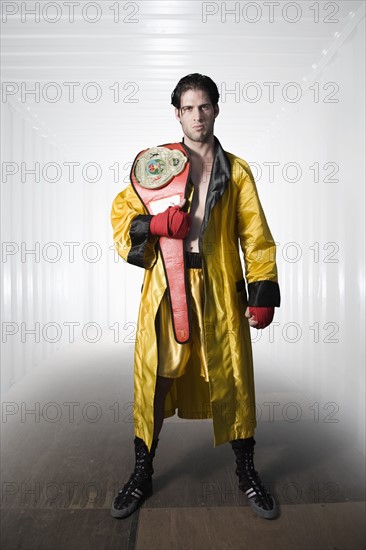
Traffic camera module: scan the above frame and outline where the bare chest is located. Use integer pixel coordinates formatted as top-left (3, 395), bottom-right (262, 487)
top-left (190, 160), bottom-right (213, 214)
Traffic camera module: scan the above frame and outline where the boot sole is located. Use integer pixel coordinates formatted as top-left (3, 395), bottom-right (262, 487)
top-left (111, 488), bottom-right (152, 519)
top-left (249, 495), bottom-right (278, 519)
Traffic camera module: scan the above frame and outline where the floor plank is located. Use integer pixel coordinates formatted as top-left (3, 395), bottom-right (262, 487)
top-left (136, 503), bottom-right (366, 550)
top-left (1, 508), bottom-right (137, 550)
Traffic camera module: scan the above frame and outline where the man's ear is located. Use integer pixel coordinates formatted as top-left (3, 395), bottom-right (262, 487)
top-left (214, 104), bottom-right (220, 118)
top-left (175, 107), bottom-right (181, 122)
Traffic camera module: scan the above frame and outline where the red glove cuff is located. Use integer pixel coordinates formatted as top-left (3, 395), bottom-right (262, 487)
top-left (150, 209), bottom-right (169, 236)
top-left (248, 306), bottom-right (275, 329)
top-left (150, 205), bottom-right (191, 239)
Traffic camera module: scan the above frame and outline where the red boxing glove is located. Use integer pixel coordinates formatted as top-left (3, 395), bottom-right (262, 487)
top-left (249, 306), bottom-right (275, 329)
top-left (149, 205), bottom-right (191, 239)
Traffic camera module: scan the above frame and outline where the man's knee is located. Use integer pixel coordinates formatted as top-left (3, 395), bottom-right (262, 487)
top-left (155, 375), bottom-right (174, 397)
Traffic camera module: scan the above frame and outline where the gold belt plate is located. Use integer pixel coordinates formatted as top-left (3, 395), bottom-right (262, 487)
top-left (134, 147), bottom-right (188, 189)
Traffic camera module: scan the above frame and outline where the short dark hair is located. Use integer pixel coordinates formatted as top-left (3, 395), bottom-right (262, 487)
top-left (171, 73), bottom-right (220, 109)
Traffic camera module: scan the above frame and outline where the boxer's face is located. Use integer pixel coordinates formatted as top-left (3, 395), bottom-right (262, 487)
top-left (175, 88), bottom-right (219, 143)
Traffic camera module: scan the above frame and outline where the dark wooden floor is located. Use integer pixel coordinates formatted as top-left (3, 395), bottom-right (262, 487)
top-left (1, 341), bottom-right (365, 550)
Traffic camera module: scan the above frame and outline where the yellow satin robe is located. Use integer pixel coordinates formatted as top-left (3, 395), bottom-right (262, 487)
top-left (111, 138), bottom-right (280, 451)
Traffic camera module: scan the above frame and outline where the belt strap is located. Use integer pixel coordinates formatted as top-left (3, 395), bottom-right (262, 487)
top-left (130, 142), bottom-right (191, 344)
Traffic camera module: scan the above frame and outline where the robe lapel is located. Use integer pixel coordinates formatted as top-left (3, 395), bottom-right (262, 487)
top-left (181, 136), bottom-right (231, 237)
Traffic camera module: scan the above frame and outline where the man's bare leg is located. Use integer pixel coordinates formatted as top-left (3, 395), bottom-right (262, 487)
top-left (111, 375), bottom-right (174, 518)
top-left (153, 375), bottom-right (174, 440)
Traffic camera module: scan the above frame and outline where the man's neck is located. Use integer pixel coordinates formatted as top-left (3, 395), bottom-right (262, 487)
top-left (182, 134), bottom-right (216, 159)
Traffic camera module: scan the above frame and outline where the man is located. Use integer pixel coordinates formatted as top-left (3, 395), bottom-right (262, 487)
top-left (110, 74), bottom-right (281, 520)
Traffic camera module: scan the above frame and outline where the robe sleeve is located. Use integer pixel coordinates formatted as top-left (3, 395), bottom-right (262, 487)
top-left (235, 161), bottom-right (281, 307)
top-left (110, 183), bottom-right (159, 269)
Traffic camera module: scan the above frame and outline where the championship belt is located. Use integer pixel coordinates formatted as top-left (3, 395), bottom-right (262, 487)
top-left (130, 142), bottom-right (191, 344)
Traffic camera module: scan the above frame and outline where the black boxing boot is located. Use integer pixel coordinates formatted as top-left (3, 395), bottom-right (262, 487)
top-left (230, 437), bottom-right (277, 519)
top-left (111, 436), bottom-right (159, 519)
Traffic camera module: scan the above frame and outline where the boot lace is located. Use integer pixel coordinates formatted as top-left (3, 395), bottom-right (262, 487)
top-left (235, 450), bottom-right (274, 511)
top-left (114, 445), bottom-right (153, 510)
